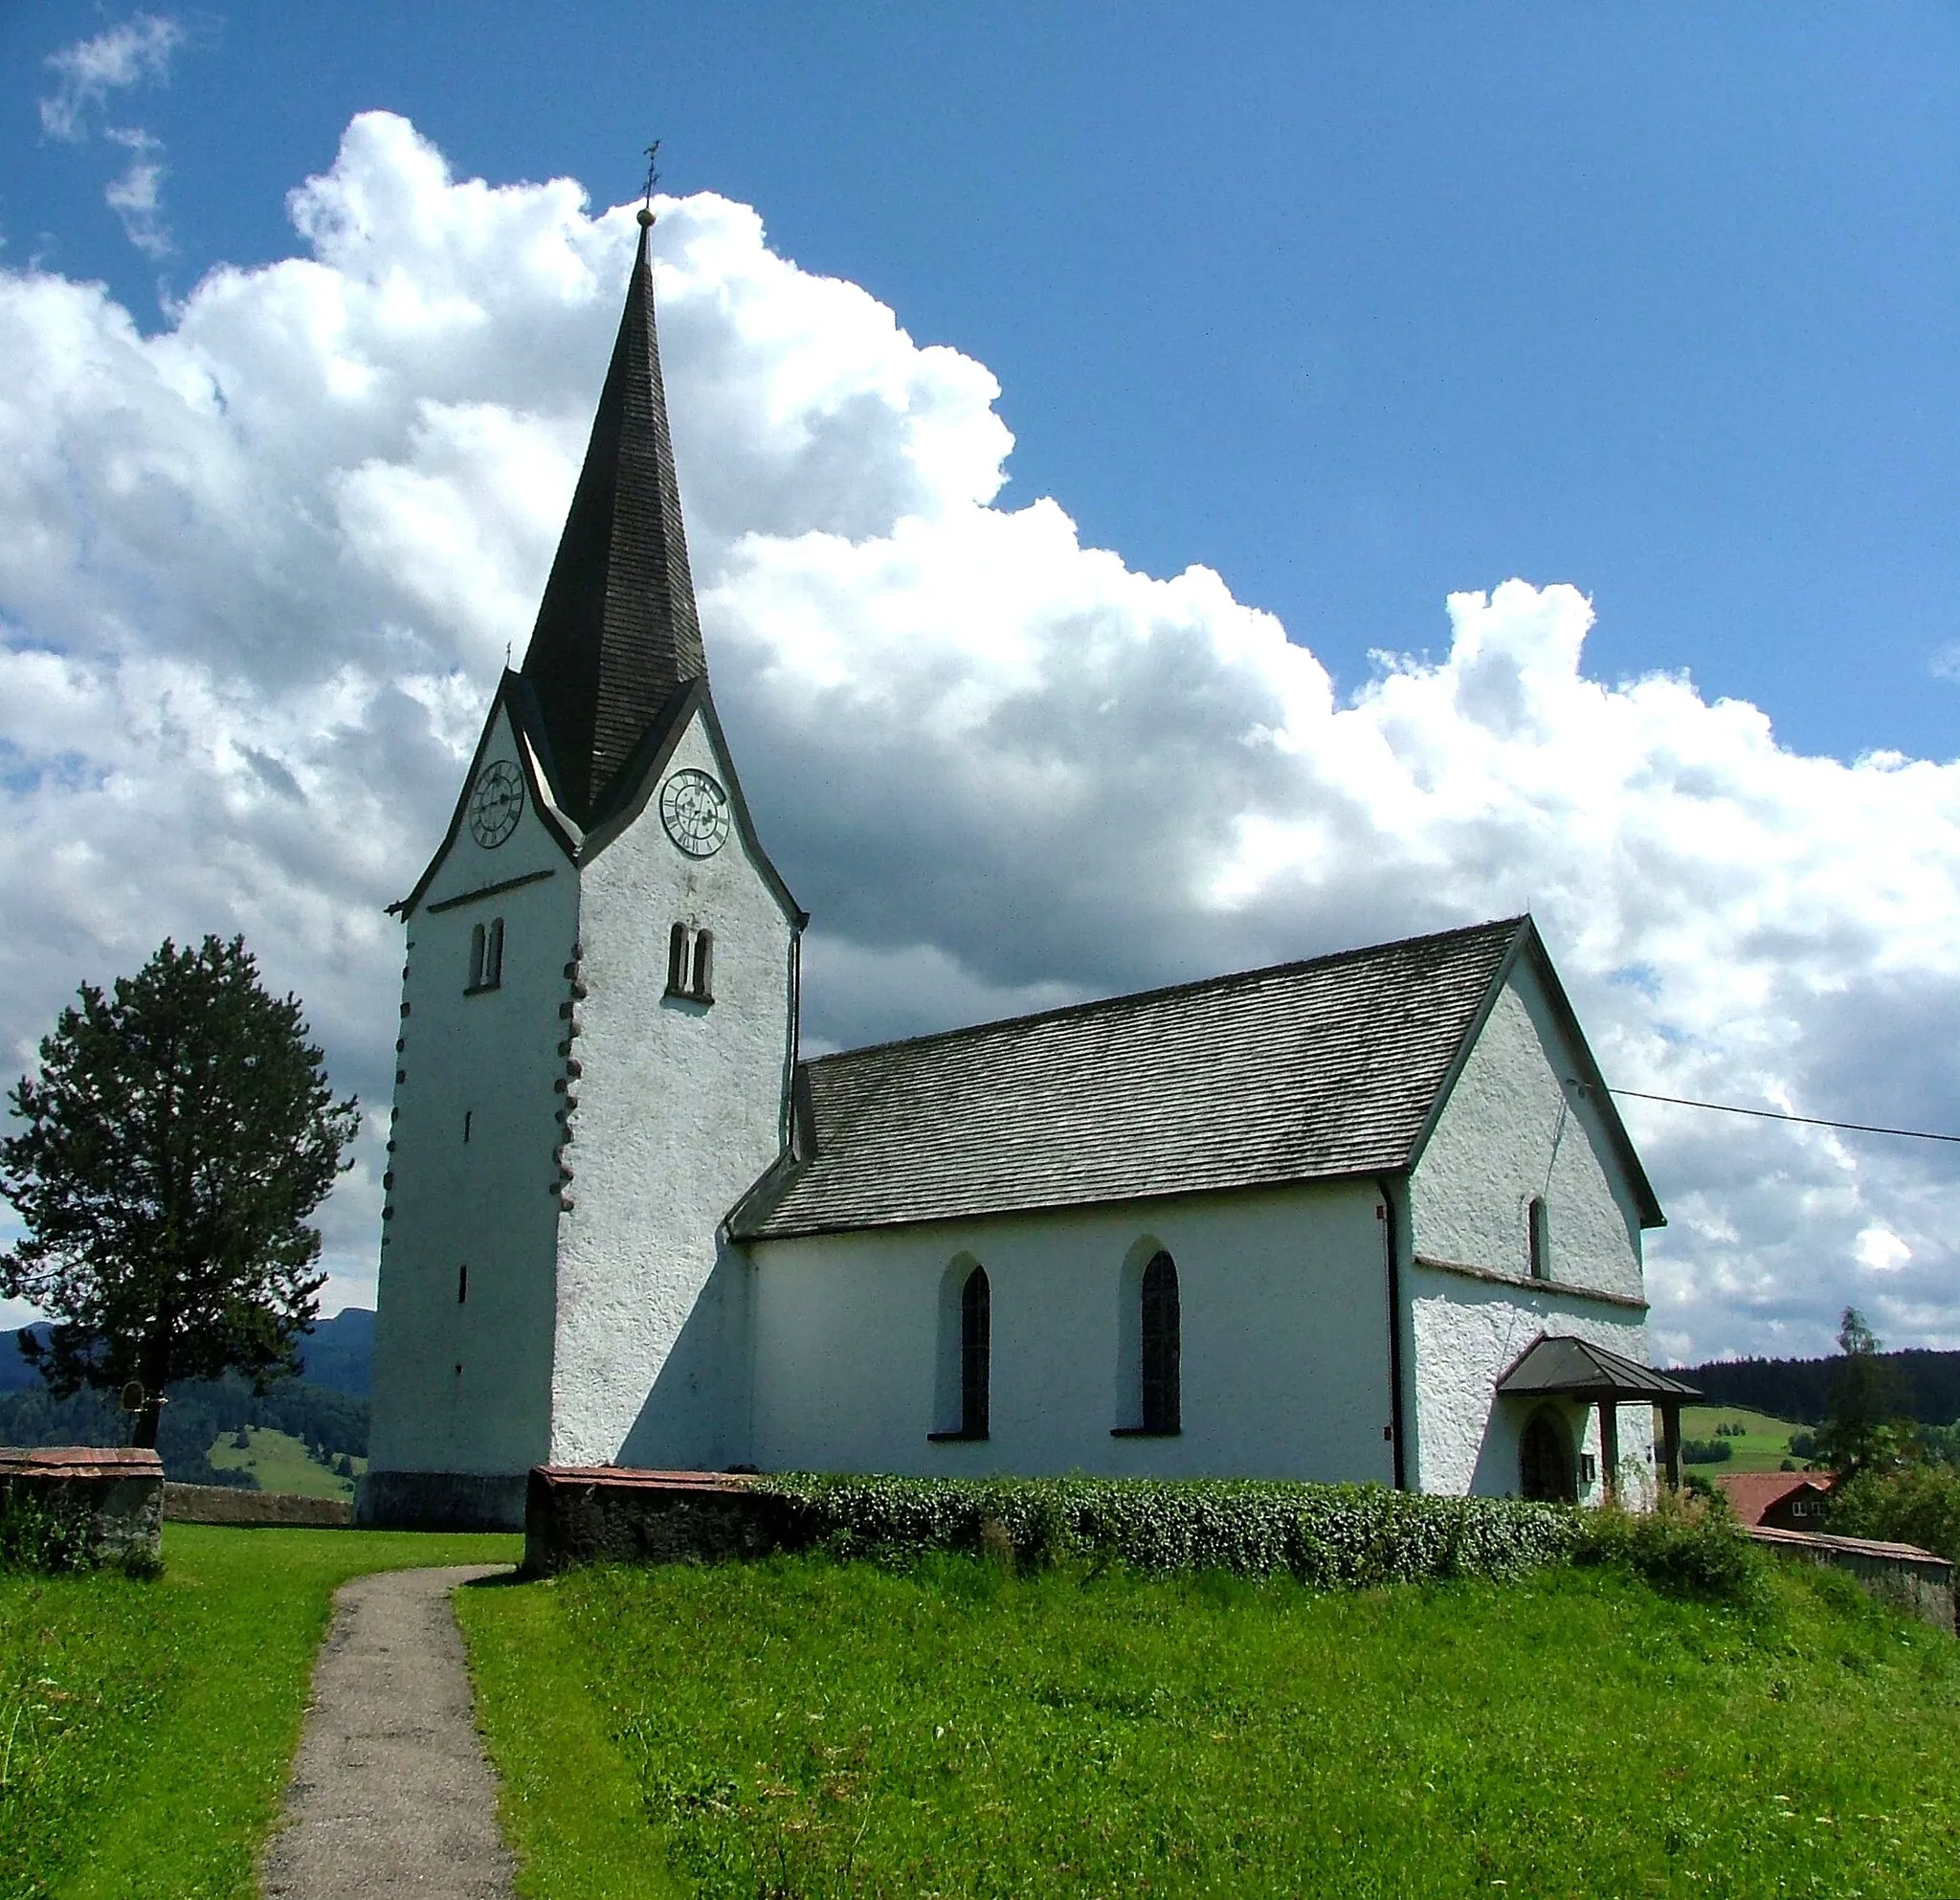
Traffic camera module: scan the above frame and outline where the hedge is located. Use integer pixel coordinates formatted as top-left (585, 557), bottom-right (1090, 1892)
top-left (752, 1474), bottom-right (1581, 1588)
top-left (740, 1473), bottom-right (1765, 1603)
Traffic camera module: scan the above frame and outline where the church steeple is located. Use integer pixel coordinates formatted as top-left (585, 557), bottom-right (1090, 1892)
top-left (521, 205), bottom-right (706, 828)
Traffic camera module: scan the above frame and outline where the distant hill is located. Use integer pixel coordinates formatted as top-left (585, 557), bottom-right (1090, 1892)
top-left (1671, 1349), bottom-right (1960, 1426)
top-left (299, 1308), bottom-right (373, 1396)
top-left (0, 1306), bottom-right (374, 1397)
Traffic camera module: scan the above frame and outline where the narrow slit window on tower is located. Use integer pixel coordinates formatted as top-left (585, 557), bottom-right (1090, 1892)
top-left (1527, 1196), bottom-right (1550, 1280)
top-left (462, 1110), bottom-right (473, 1144)
top-left (690, 928), bottom-right (714, 1003)
top-left (467, 918), bottom-right (505, 994)
top-left (457, 1263), bottom-right (469, 1305)
top-left (667, 921), bottom-right (689, 994)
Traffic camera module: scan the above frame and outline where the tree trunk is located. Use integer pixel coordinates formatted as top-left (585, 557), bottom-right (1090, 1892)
top-left (130, 1332), bottom-right (170, 1449)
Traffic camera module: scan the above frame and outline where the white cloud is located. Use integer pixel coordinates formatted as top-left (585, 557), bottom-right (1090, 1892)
top-left (36, 12), bottom-right (186, 265)
top-left (3, 110), bottom-right (1960, 1364)
top-left (37, 13), bottom-right (184, 142)
top-left (1856, 1225), bottom-right (1911, 1273)
top-left (104, 126), bottom-right (171, 257)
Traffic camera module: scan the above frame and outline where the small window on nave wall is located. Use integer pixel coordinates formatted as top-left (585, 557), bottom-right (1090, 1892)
top-left (929, 1260), bottom-right (991, 1442)
top-left (1114, 1242), bottom-right (1182, 1438)
top-left (1140, 1250), bottom-right (1181, 1434)
top-left (959, 1264), bottom-right (991, 1439)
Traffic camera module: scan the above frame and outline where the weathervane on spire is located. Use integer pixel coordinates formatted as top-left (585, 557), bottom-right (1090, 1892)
top-left (639, 142), bottom-right (661, 228)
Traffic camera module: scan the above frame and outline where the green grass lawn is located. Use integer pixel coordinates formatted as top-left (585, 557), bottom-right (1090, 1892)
top-left (0, 1523), bottom-right (519, 1900)
top-left (205, 1423), bottom-right (366, 1498)
top-left (1677, 1403), bottom-right (1810, 1474)
top-left (458, 1554), bottom-right (1960, 1899)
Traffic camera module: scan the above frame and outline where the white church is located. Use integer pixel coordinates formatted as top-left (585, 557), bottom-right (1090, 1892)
top-left (361, 207), bottom-right (1692, 1531)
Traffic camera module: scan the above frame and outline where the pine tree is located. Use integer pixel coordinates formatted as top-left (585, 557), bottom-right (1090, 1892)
top-left (1816, 1307), bottom-right (1917, 1477)
top-left (0, 936), bottom-right (359, 1448)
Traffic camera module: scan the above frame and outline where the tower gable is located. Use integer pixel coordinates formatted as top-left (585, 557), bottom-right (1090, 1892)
top-left (577, 677), bottom-right (804, 926)
top-left (393, 673), bottom-right (578, 923)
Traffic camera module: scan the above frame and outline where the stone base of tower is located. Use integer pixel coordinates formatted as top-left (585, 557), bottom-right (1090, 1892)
top-left (354, 1468), bottom-right (527, 1532)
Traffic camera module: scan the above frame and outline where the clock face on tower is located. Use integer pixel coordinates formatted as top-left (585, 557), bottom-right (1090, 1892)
top-left (659, 768), bottom-right (731, 858)
top-left (467, 760), bottom-right (524, 848)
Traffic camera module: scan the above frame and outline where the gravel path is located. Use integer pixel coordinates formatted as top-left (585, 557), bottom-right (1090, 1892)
top-left (260, 1564), bottom-right (517, 1899)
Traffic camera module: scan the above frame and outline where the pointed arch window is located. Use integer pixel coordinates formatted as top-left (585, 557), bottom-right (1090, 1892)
top-left (960, 1264), bottom-right (990, 1439)
top-left (929, 1263), bottom-right (990, 1441)
top-left (1113, 1246), bottom-right (1182, 1437)
top-left (1140, 1250), bottom-right (1181, 1432)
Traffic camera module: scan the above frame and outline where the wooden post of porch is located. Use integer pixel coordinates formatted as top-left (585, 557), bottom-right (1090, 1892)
top-left (1598, 1401), bottom-right (1620, 1501)
top-left (1659, 1399), bottom-right (1682, 1492)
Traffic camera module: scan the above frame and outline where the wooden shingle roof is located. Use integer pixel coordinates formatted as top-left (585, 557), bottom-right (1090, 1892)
top-left (521, 212), bottom-right (706, 828)
top-left (738, 915), bottom-right (1610, 1241)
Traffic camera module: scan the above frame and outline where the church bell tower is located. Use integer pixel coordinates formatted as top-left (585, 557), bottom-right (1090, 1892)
top-left (361, 204), bottom-right (806, 1530)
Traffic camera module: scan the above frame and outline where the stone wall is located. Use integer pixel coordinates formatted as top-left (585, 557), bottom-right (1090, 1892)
top-left (163, 1484), bottom-right (352, 1527)
top-left (523, 1464), bottom-right (799, 1575)
top-left (1751, 1525), bottom-right (1955, 1632)
top-left (0, 1446), bottom-right (163, 1565)
top-left (357, 1468), bottom-right (528, 1531)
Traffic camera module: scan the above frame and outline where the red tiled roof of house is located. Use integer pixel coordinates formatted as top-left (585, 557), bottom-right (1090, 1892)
top-left (1715, 1470), bottom-right (1834, 1527)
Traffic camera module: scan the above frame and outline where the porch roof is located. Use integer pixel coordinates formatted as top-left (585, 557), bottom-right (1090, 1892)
top-left (1496, 1334), bottom-right (1701, 1403)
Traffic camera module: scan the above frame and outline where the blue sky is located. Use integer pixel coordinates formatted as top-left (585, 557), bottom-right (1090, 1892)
top-left (4, 5), bottom-right (1960, 1361)
top-left (6, 4), bottom-right (1958, 764)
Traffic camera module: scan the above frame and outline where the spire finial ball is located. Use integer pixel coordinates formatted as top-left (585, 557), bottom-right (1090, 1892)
top-left (637, 205), bottom-right (655, 229)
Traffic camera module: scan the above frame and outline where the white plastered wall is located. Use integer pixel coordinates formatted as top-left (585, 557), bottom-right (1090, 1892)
top-left (368, 701), bottom-right (579, 1478)
top-left (548, 710), bottom-right (797, 1470)
top-left (1406, 961), bottom-right (1656, 1498)
top-left (1408, 1276), bottom-right (1651, 1501)
top-left (749, 1180), bottom-right (1397, 1481)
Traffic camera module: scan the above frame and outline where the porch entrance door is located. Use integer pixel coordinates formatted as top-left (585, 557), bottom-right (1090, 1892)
top-left (1519, 1409), bottom-right (1576, 1504)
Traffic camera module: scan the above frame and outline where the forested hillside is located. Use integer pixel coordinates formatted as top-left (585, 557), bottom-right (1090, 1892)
top-left (1672, 1349), bottom-right (1960, 1424)
top-left (0, 1372), bottom-right (368, 1486)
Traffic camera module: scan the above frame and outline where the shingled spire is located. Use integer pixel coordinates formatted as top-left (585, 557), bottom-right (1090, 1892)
top-left (521, 205), bottom-right (706, 827)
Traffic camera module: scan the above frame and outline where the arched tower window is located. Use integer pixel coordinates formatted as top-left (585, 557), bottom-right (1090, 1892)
top-left (664, 923), bottom-right (715, 1005)
top-left (959, 1263), bottom-right (991, 1440)
top-left (1519, 1407), bottom-right (1575, 1503)
top-left (1140, 1250), bottom-right (1181, 1433)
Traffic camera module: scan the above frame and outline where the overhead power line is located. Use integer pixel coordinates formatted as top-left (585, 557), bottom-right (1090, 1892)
top-left (1604, 1086), bottom-right (1960, 1147)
